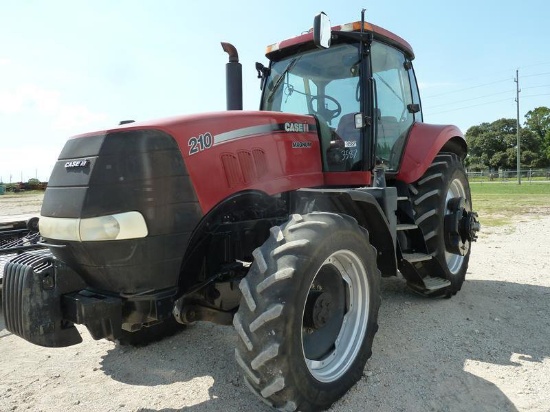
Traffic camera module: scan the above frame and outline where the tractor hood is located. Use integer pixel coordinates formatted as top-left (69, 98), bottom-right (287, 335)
top-left (98, 111), bottom-right (325, 213)
top-left (46, 110), bottom-right (323, 216)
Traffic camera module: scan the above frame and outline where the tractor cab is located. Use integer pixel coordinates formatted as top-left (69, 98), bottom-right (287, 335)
top-left (259, 14), bottom-right (423, 174)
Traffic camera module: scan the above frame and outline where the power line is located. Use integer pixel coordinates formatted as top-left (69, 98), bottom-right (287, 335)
top-left (427, 95), bottom-right (548, 117)
top-left (423, 78), bottom-right (511, 98)
top-left (423, 70), bottom-right (550, 100)
top-left (521, 84), bottom-right (550, 91)
top-left (522, 71), bottom-right (550, 79)
top-left (519, 61), bottom-right (550, 70)
top-left (424, 89), bottom-right (514, 110)
top-left (422, 63), bottom-right (550, 92)
top-left (428, 97), bottom-right (513, 116)
top-left (424, 83), bottom-right (549, 110)
top-left (522, 93), bottom-right (550, 98)
top-left (425, 83), bottom-right (549, 108)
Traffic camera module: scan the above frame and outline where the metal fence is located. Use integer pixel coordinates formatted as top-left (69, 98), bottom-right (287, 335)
top-left (467, 169), bottom-right (550, 181)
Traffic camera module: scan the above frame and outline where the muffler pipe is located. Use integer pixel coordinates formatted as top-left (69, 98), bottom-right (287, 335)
top-left (221, 42), bottom-right (243, 110)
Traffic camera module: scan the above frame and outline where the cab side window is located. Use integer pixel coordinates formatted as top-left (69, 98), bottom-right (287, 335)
top-left (371, 41), bottom-right (414, 170)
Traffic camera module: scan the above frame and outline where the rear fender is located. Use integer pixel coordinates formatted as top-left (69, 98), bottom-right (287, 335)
top-left (396, 123), bottom-right (466, 183)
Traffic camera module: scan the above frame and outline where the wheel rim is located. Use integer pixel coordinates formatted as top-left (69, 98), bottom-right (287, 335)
top-left (445, 178), bottom-right (468, 274)
top-left (301, 249), bottom-right (369, 383)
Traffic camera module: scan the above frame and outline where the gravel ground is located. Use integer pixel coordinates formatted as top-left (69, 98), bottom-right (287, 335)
top-left (0, 193), bottom-right (44, 217)
top-left (1, 194), bottom-right (549, 411)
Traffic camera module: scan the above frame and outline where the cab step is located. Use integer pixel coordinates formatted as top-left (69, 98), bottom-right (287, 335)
top-left (421, 276), bottom-right (451, 290)
top-left (407, 276), bottom-right (451, 296)
top-left (402, 252), bottom-right (432, 263)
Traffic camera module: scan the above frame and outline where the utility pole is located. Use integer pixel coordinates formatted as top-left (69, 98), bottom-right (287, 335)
top-left (515, 69), bottom-right (521, 185)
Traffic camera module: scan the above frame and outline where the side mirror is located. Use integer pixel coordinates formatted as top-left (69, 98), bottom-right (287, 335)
top-left (313, 12), bottom-right (331, 49)
top-left (255, 62), bottom-right (270, 90)
top-left (407, 103), bottom-right (421, 114)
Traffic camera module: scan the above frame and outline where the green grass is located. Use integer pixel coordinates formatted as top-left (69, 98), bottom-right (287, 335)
top-left (469, 176), bottom-right (550, 183)
top-left (470, 181), bottom-right (550, 227)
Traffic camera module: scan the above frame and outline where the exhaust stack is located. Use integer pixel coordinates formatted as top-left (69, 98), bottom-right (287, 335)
top-left (221, 42), bottom-right (243, 110)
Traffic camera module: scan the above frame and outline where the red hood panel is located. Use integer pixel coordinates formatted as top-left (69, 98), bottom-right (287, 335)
top-left (96, 111), bottom-right (324, 213)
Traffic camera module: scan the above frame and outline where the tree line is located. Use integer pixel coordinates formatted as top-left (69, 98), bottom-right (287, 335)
top-left (465, 106), bottom-right (550, 170)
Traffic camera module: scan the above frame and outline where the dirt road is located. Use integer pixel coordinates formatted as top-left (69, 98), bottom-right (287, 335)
top-left (1, 194), bottom-right (549, 411)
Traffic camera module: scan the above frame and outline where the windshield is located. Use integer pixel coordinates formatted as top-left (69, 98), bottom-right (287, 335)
top-left (262, 44), bottom-right (363, 171)
top-left (262, 43), bottom-right (360, 127)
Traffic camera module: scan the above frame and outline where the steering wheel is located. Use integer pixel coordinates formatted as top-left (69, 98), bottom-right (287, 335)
top-left (310, 95), bottom-right (342, 121)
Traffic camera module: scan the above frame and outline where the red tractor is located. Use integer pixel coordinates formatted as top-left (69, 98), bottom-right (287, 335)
top-left (3, 12), bottom-right (479, 411)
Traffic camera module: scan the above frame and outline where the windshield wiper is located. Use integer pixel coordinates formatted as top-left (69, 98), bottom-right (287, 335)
top-left (266, 56), bottom-right (301, 103)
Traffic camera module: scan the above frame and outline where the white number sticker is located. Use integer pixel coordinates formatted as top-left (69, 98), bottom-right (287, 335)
top-left (188, 132), bottom-right (213, 155)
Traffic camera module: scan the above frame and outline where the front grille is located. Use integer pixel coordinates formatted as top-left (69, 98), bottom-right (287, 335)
top-left (39, 128), bottom-right (203, 294)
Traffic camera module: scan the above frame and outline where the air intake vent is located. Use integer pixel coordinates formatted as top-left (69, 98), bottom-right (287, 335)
top-left (221, 153), bottom-right (243, 187)
top-left (221, 149), bottom-right (269, 188)
top-left (252, 149), bottom-right (268, 178)
top-left (238, 150), bottom-right (255, 184)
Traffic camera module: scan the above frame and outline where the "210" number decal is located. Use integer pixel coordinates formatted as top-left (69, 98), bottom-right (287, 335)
top-left (188, 132), bottom-right (213, 155)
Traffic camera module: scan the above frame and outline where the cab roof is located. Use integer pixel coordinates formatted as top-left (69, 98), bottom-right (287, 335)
top-left (266, 21), bottom-right (414, 61)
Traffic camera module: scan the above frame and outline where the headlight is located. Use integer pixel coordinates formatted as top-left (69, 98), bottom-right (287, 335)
top-left (39, 212), bottom-right (148, 242)
top-left (79, 215), bottom-right (121, 241)
top-left (38, 217), bottom-right (80, 241)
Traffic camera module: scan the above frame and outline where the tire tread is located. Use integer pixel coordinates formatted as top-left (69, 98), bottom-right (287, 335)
top-left (408, 152), bottom-right (472, 295)
top-left (234, 212), bottom-right (381, 411)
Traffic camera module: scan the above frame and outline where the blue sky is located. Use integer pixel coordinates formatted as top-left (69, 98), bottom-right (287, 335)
top-left (1, 0), bottom-right (549, 182)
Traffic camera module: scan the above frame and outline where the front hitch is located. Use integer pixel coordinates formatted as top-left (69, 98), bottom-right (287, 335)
top-left (444, 197), bottom-right (481, 256)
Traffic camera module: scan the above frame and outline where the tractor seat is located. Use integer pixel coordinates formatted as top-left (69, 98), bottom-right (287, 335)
top-left (335, 113), bottom-right (360, 146)
top-left (335, 112), bottom-right (403, 170)
top-left (335, 113), bottom-right (361, 171)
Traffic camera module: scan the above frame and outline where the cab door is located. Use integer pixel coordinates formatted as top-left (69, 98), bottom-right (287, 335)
top-left (371, 41), bottom-right (421, 171)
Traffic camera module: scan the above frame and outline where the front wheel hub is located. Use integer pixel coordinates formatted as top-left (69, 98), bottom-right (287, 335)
top-left (304, 290), bottom-right (334, 329)
top-left (302, 265), bottom-right (346, 361)
top-left (444, 197), bottom-right (481, 255)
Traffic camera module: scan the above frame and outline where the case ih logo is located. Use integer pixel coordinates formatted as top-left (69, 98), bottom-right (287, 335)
top-left (64, 159), bottom-right (90, 169)
top-left (284, 122), bottom-right (310, 133)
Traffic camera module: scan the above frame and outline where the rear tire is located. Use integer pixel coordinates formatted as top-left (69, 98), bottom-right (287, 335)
top-left (234, 212), bottom-right (380, 411)
top-left (409, 152), bottom-right (473, 295)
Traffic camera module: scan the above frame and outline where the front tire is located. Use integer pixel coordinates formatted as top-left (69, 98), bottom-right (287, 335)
top-left (234, 212), bottom-right (380, 411)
